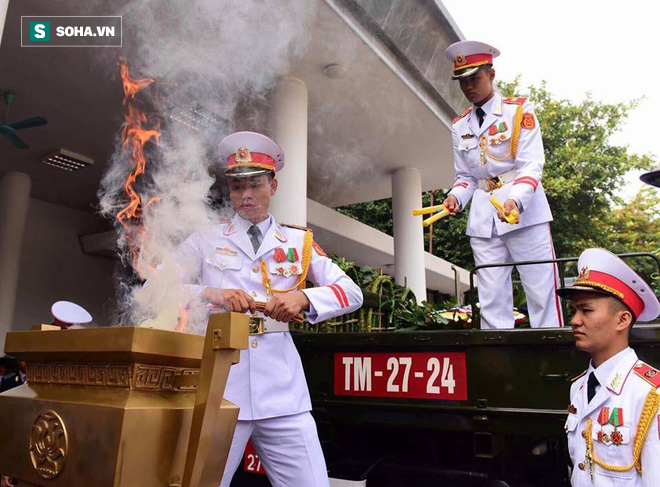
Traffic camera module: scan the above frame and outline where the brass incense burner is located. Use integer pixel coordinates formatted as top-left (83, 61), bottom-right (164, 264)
top-left (0, 312), bottom-right (249, 487)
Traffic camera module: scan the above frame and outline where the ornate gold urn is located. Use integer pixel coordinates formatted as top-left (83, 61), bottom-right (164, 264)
top-left (0, 312), bottom-right (249, 487)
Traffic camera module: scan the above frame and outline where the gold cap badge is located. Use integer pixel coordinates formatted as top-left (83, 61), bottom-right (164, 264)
top-left (235, 147), bottom-right (252, 164)
top-left (577, 266), bottom-right (590, 282)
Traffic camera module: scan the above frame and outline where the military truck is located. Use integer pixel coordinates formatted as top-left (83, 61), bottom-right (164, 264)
top-left (233, 253), bottom-right (660, 486)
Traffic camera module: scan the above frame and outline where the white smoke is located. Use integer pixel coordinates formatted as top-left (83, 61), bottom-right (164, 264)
top-left (98, 0), bottom-right (317, 332)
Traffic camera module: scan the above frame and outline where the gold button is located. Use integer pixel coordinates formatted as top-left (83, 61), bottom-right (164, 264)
top-left (578, 462), bottom-right (585, 471)
top-left (252, 340), bottom-right (258, 348)
top-left (250, 291), bottom-right (257, 298)
top-left (252, 266), bottom-right (259, 273)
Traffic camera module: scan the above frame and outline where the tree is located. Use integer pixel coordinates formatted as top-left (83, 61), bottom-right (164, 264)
top-left (598, 186), bottom-right (660, 289)
top-left (338, 80), bottom-right (656, 272)
top-left (498, 79), bottom-right (655, 257)
top-left (336, 192), bottom-right (473, 269)
top-left (603, 186), bottom-right (660, 254)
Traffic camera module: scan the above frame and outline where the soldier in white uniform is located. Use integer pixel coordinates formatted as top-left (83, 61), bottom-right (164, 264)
top-left (557, 248), bottom-right (660, 486)
top-left (442, 40), bottom-right (563, 329)
top-left (174, 131), bottom-right (363, 487)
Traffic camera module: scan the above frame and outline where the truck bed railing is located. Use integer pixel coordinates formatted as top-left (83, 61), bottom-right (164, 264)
top-left (468, 252), bottom-right (660, 327)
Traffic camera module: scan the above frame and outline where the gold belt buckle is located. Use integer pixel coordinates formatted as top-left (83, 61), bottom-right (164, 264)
top-left (249, 316), bottom-right (265, 335)
top-left (486, 176), bottom-right (503, 192)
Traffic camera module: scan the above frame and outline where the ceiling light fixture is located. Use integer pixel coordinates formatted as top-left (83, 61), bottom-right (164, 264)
top-left (41, 149), bottom-right (94, 172)
top-left (168, 104), bottom-right (232, 131)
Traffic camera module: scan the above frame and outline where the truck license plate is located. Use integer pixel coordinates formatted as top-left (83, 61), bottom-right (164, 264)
top-left (334, 352), bottom-right (467, 400)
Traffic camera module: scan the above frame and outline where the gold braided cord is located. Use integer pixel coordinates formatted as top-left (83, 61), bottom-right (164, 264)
top-left (573, 280), bottom-right (625, 300)
top-left (584, 389), bottom-right (660, 474)
top-left (455, 60), bottom-right (490, 71)
top-left (225, 162), bottom-right (276, 172)
top-left (510, 104), bottom-right (523, 158)
top-left (480, 105), bottom-right (524, 164)
top-left (261, 230), bottom-right (313, 294)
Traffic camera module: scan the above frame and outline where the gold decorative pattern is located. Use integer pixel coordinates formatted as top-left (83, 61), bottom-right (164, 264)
top-left (26, 363), bottom-right (199, 392)
top-left (29, 410), bottom-right (68, 480)
top-left (456, 60), bottom-right (489, 71)
top-left (227, 162), bottom-right (274, 172)
top-left (573, 280), bottom-right (625, 300)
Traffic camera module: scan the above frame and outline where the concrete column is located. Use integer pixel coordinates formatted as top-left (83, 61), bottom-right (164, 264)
top-left (266, 76), bottom-right (308, 225)
top-left (0, 0), bottom-right (9, 48)
top-left (0, 172), bottom-right (31, 350)
top-left (392, 167), bottom-right (426, 304)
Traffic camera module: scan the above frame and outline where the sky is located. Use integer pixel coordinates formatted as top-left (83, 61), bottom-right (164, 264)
top-left (439, 0), bottom-right (659, 198)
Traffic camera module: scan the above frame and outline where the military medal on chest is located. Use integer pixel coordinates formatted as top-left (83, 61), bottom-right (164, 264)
top-left (488, 121), bottom-right (507, 136)
top-left (261, 231), bottom-right (313, 295)
top-left (595, 407), bottom-right (625, 445)
top-left (270, 247), bottom-right (301, 277)
top-left (608, 408), bottom-right (624, 445)
top-left (596, 407), bottom-right (611, 444)
top-left (274, 247), bottom-right (286, 262)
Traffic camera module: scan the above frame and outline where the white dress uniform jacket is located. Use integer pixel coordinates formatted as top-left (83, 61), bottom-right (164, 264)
top-left (173, 214), bottom-right (363, 420)
top-left (448, 92), bottom-right (553, 237)
top-left (566, 348), bottom-right (660, 486)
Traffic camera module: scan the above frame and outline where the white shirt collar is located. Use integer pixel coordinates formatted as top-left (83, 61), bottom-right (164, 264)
top-left (235, 213), bottom-right (272, 236)
top-left (473, 92), bottom-right (498, 116)
top-left (587, 347), bottom-right (633, 387)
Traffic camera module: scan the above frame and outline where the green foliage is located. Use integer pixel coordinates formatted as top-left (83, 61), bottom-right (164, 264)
top-left (498, 78), bottom-right (655, 257)
top-left (308, 255), bottom-right (452, 331)
top-left (336, 199), bottom-right (393, 235)
top-left (337, 192), bottom-right (474, 269)
top-left (601, 186), bottom-right (660, 253)
top-left (393, 301), bottom-right (450, 331)
top-left (596, 186), bottom-right (660, 291)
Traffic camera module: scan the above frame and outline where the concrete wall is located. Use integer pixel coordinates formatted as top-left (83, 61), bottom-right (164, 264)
top-left (343, 0), bottom-right (466, 115)
top-left (12, 198), bottom-right (116, 332)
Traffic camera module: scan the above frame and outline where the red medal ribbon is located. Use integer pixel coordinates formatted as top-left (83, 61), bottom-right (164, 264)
top-left (274, 248), bottom-right (286, 262)
top-left (597, 407), bottom-right (610, 425)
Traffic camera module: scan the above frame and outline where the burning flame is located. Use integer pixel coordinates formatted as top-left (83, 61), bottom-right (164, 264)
top-left (119, 59), bottom-right (155, 102)
top-left (116, 58), bottom-right (160, 276)
top-left (176, 301), bottom-right (188, 332)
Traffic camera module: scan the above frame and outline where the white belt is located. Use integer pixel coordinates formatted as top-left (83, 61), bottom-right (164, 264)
top-left (478, 169), bottom-right (517, 191)
top-left (248, 315), bottom-right (290, 335)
